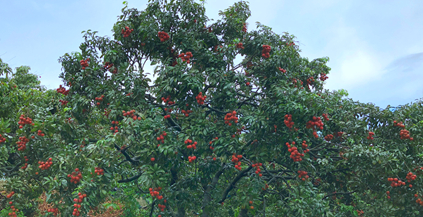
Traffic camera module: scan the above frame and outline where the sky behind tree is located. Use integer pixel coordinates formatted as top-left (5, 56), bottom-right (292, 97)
top-left (1, 0), bottom-right (422, 109)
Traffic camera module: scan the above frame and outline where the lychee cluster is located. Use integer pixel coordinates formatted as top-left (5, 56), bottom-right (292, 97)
top-left (252, 162), bottom-right (262, 177)
top-left (320, 73), bottom-right (328, 81)
top-left (122, 26), bottom-right (133, 38)
top-left (47, 207), bottom-right (59, 216)
top-left (59, 99), bottom-right (68, 106)
top-left (406, 172), bottom-right (417, 182)
top-left (278, 67), bottom-right (286, 73)
top-left (185, 139), bottom-right (197, 149)
top-left (367, 132), bottom-right (374, 140)
top-left (324, 134), bottom-right (334, 141)
top-left (236, 42), bottom-right (244, 49)
top-left (242, 23), bottom-right (247, 32)
top-left (231, 154), bottom-right (243, 171)
top-left (16, 136), bottom-right (29, 151)
top-left (286, 141), bottom-right (304, 162)
top-left (161, 95), bottom-right (175, 105)
top-left (196, 92), bottom-right (207, 105)
top-left (178, 52), bottom-right (193, 63)
top-left (72, 192), bottom-right (87, 216)
top-left (80, 58), bottom-right (89, 70)
top-left (284, 114), bottom-right (294, 129)
top-left (103, 62), bottom-right (114, 70)
top-left (158, 31), bottom-right (170, 42)
top-left (110, 121), bottom-right (119, 134)
top-left (387, 177), bottom-right (405, 187)
top-left (68, 168), bottom-right (83, 184)
top-left (181, 109), bottom-right (193, 117)
top-left (38, 158), bottom-right (53, 170)
top-left (298, 170), bottom-right (309, 181)
top-left (156, 131), bottom-right (167, 147)
top-left (322, 113), bottom-right (329, 121)
top-left (94, 167), bottom-right (104, 175)
top-left (56, 85), bottom-right (70, 95)
top-left (262, 45), bottom-right (271, 59)
top-left (18, 114), bottom-right (33, 128)
top-left (301, 141), bottom-right (310, 153)
top-left (37, 129), bottom-right (45, 137)
top-left (224, 111), bottom-right (238, 126)
top-left (306, 116), bottom-right (324, 131)
top-left (0, 134), bottom-right (6, 143)
top-left (149, 187), bottom-right (164, 200)
top-left (188, 155), bottom-right (197, 163)
top-left (21, 156), bottom-right (29, 170)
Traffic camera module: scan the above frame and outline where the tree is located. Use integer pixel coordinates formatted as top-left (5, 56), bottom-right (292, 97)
top-left (0, 58), bottom-right (13, 81)
top-left (1, 0), bottom-right (423, 216)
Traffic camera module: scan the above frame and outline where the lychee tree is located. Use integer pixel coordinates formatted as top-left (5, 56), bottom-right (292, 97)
top-left (1, 0), bottom-right (423, 216)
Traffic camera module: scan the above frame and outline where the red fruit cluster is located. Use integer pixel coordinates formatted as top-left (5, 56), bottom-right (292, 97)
top-left (149, 187), bottom-right (164, 200)
top-left (178, 52), bottom-right (193, 63)
top-left (8, 211), bottom-right (17, 217)
top-left (301, 141), bottom-right (310, 153)
top-left (278, 67), bottom-right (287, 73)
top-left (37, 129), bottom-right (45, 137)
top-left (161, 95), bottom-right (175, 105)
top-left (68, 168), bottom-right (82, 184)
top-left (284, 114), bottom-right (294, 129)
top-left (252, 162), bottom-right (262, 176)
top-left (110, 120), bottom-right (119, 133)
top-left (164, 114), bottom-right (171, 119)
top-left (18, 114), bottom-right (33, 128)
top-left (209, 137), bottom-right (218, 150)
top-left (416, 198), bottom-right (423, 206)
top-left (286, 42), bottom-right (295, 46)
top-left (387, 177), bottom-right (405, 187)
top-left (103, 62), bottom-right (114, 70)
top-left (158, 31), bottom-right (170, 42)
top-left (59, 99), bottom-right (69, 106)
top-left (322, 113), bottom-right (329, 121)
top-left (80, 58), bottom-right (89, 70)
top-left (262, 45), bottom-right (271, 59)
top-left (16, 136), bottom-right (29, 151)
top-left (196, 92), bottom-right (207, 105)
top-left (242, 23), bottom-right (247, 32)
top-left (306, 77), bottom-right (315, 85)
top-left (320, 73), bottom-right (328, 81)
top-left (386, 191), bottom-right (390, 199)
top-left (21, 156), bottom-right (29, 170)
top-left (158, 204), bottom-right (166, 212)
top-left (230, 154), bottom-right (243, 171)
top-left (324, 134), bottom-right (334, 141)
top-left (123, 109), bottom-right (139, 121)
top-left (286, 142), bottom-right (304, 162)
top-left (336, 132), bottom-right (344, 137)
top-left (186, 140), bottom-right (197, 149)
top-left (94, 167), bottom-right (104, 175)
top-left (213, 45), bottom-right (223, 52)
top-left (6, 191), bottom-right (15, 199)
top-left (393, 120), bottom-right (405, 128)
top-left (181, 109), bottom-right (193, 117)
top-left (236, 42), bottom-right (244, 49)
top-left (290, 78), bottom-right (303, 88)
top-left (122, 26), bottom-right (133, 38)
top-left (306, 116), bottom-right (324, 130)
top-left (0, 134), bottom-right (6, 143)
top-left (224, 111), bottom-right (238, 126)
top-left (188, 155), bottom-right (197, 163)
top-left (56, 85), bottom-right (70, 95)
top-left (298, 170), bottom-right (309, 181)
top-left (95, 95), bottom-right (104, 106)
top-left (47, 207), bottom-right (59, 216)
top-left (38, 158), bottom-right (53, 170)
top-left (406, 172), bottom-right (417, 182)
top-left (72, 192), bottom-right (87, 216)
top-left (356, 210), bottom-right (364, 216)
top-left (367, 132), bottom-right (375, 140)
top-left (262, 183), bottom-right (269, 191)
top-left (157, 131), bottom-right (167, 146)
top-left (400, 129), bottom-right (412, 140)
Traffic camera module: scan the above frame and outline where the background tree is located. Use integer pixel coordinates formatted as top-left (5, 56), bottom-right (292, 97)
top-left (1, 0), bottom-right (423, 217)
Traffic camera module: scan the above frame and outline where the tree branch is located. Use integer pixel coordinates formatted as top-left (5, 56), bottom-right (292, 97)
top-left (218, 165), bottom-right (253, 203)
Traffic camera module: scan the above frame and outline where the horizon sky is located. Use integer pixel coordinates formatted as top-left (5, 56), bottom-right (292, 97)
top-left (1, 0), bottom-right (422, 110)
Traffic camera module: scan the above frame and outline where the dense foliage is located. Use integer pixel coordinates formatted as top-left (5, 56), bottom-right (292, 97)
top-left (1, 0), bottom-right (423, 216)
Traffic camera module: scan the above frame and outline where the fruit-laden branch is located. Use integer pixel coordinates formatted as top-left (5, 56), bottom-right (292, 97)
top-left (218, 165), bottom-right (253, 203)
top-left (201, 163), bottom-right (226, 217)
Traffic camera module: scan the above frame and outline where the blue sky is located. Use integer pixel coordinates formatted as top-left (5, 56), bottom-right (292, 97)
top-left (1, 0), bottom-right (422, 110)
